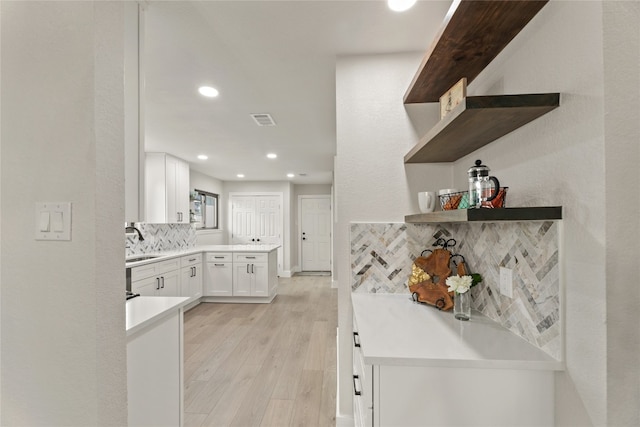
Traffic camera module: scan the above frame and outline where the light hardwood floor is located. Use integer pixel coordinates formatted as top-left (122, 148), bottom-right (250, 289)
top-left (183, 275), bottom-right (338, 427)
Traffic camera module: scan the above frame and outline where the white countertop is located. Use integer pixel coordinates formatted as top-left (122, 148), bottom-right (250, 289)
top-left (126, 296), bottom-right (190, 336)
top-left (125, 244), bottom-right (280, 268)
top-left (352, 293), bottom-right (563, 371)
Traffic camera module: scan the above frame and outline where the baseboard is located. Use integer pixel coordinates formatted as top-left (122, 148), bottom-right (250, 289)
top-left (279, 270), bottom-right (293, 278)
top-left (336, 413), bottom-right (354, 427)
top-left (332, 279), bottom-right (339, 289)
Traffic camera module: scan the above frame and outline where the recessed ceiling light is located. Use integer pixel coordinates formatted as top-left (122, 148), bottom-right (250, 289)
top-left (267, 153), bottom-right (277, 159)
top-left (387, 0), bottom-right (416, 12)
top-left (287, 173), bottom-right (295, 178)
top-left (198, 86), bottom-right (219, 97)
top-left (197, 154), bottom-right (208, 160)
top-left (237, 174), bottom-right (245, 178)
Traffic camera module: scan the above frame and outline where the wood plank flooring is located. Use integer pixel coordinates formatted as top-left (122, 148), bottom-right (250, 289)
top-left (183, 275), bottom-right (337, 427)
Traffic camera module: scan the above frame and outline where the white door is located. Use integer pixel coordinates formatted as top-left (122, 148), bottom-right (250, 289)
top-left (231, 196), bottom-right (256, 244)
top-left (300, 196), bottom-right (331, 271)
top-left (230, 193), bottom-right (283, 275)
top-left (255, 196), bottom-right (280, 244)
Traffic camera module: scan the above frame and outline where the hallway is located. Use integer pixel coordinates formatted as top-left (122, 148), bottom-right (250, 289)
top-left (183, 275), bottom-right (338, 426)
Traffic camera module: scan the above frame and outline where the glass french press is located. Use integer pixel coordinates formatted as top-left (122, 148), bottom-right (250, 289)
top-left (467, 160), bottom-right (500, 208)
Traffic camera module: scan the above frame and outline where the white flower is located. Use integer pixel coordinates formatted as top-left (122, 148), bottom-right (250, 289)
top-left (446, 274), bottom-right (473, 294)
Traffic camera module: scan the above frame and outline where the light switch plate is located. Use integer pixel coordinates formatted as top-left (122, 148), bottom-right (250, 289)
top-left (499, 266), bottom-right (513, 298)
top-left (35, 202), bottom-right (71, 241)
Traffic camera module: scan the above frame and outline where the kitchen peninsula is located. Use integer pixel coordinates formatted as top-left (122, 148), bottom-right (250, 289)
top-left (126, 295), bottom-right (190, 426)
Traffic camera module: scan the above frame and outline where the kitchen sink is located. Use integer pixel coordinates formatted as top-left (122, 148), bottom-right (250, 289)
top-left (126, 255), bottom-right (161, 263)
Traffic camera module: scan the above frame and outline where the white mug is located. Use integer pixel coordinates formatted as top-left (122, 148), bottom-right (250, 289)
top-left (418, 191), bottom-right (436, 213)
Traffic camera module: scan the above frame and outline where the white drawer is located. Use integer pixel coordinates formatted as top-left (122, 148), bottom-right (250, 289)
top-left (207, 252), bottom-right (232, 263)
top-left (181, 253), bottom-right (202, 267)
top-left (130, 257), bottom-right (180, 281)
top-left (233, 253), bottom-right (267, 263)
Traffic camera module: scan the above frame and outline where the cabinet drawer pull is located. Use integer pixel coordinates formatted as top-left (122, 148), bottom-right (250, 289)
top-left (189, 258), bottom-right (197, 262)
top-left (214, 256), bottom-right (224, 259)
top-left (246, 256), bottom-right (256, 259)
top-left (214, 263), bottom-right (225, 267)
top-left (353, 375), bottom-right (362, 396)
top-left (353, 332), bottom-right (361, 348)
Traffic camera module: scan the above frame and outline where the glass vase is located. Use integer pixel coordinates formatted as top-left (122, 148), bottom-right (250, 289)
top-left (454, 291), bottom-right (471, 321)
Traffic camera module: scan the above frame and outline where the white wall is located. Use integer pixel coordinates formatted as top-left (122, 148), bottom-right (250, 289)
top-left (190, 169), bottom-right (225, 245)
top-left (223, 181), bottom-right (293, 275)
top-left (335, 52), bottom-right (452, 418)
top-left (451, 2), bottom-right (606, 424)
top-left (1, 3), bottom-right (127, 425)
top-left (602, 2), bottom-right (640, 425)
top-left (335, 3), bottom-right (639, 425)
top-left (291, 184), bottom-right (332, 271)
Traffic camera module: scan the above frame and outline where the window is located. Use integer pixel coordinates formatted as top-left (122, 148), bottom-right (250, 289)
top-left (191, 189), bottom-right (219, 229)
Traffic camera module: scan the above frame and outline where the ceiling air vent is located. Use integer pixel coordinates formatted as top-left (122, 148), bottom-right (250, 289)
top-left (250, 113), bottom-right (276, 126)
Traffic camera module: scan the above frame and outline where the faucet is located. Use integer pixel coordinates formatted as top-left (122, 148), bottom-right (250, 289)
top-left (125, 224), bottom-right (144, 241)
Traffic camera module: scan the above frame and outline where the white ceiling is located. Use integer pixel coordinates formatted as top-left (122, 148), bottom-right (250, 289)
top-left (143, 0), bottom-right (451, 184)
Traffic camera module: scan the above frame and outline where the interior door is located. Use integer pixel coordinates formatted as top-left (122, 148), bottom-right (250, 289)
top-left (255, 196), bottom-right (280, 244)
top-left (301, 196), bottom-right (331, 271)
top-left (231, 196), bottom-right (255, 244)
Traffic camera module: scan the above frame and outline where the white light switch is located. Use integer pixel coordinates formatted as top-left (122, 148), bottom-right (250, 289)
top-left (35, 202), bottom-right (71, 241)
top-left (39, 211), bottom-right (51, 232)
top-left (52, 211), bottom-right (64, 232)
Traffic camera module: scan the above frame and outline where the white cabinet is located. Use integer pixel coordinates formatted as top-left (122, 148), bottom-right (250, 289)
top-left (233, 253), bottom-right (269, 297)
top-left (180, 254), bottom-right (202, 301)
top-left (202, 250), bottom-right (278, 302)
top-left (205, 252), bottom-right (233, 296)
top-left (352, 295), bottom-right (557, 427)
top-left (131, 257), bottom-right (181, 297)
top-left (145, 152), bottom-right (190, 223)
top-left (352, 328), bottom-right (373, 427)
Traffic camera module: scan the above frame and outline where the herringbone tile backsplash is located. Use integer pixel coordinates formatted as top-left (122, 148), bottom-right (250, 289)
top-left (351, 221), bottom-right (561, 359)
top-left (125, 223), bottom-right (196, 257)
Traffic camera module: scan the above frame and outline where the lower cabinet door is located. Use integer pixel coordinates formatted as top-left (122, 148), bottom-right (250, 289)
top-left (205, 262), bottom-right (232, 296)
top-left (191, 264), bottom-right (203, 299)
top-left (251, 262), bottom-right (268, 296)
top-left (159, 269), bottom-right (180, 296)
top-left (132, 276), bottom-right (161, 296)
top-left (180, 267), bottom-right (193, 298)
top-left (233, 263), bottom-right (252, 296)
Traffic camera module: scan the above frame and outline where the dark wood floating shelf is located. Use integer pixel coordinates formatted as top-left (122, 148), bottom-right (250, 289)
top-left (405, 207), bottom-right (562, 224)
top-left (404, 93), bottom-right (560, 163)
top-left (404, 0), bottom-right (549, 104)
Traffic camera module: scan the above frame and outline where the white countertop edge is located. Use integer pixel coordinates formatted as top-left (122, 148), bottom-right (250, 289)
top-left (126, 296), bottom-right (190, 337)
top-left (362, 355), bottom-right (565, 371)
top-left (125, 244), bottom-right (280, 267)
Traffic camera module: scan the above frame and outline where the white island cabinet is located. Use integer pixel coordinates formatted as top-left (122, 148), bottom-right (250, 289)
top-left (352, 293), bottom-right (563, 427)
top-left (127, 296), bottom-right (189, 427)
top-left (202, 245), bottom-right (279, 303)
